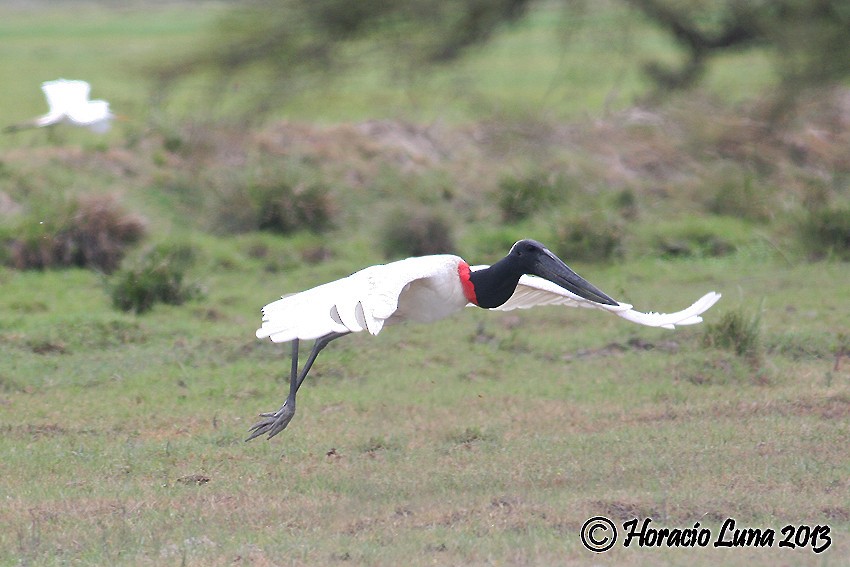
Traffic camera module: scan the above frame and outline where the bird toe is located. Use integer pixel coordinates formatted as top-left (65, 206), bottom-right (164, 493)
top-left (245, 404), bottom-right (296, 441)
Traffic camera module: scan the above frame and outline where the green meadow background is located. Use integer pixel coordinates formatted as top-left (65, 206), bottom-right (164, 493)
top-left (0, 1), bottom-right (848, 565)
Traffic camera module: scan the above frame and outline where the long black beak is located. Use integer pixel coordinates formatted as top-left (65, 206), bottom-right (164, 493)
top-left (533, 248), bottom-right (619, 306)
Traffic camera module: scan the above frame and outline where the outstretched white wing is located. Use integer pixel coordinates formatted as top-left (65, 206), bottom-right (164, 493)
top-left (257, 255), bottom-right (467, 342)
top-left (471, 265), bottom-right (720, 330)
top-left (612, 290), bottom-right (721, 328)
top-left (41, 79), bottom-right (90, 115)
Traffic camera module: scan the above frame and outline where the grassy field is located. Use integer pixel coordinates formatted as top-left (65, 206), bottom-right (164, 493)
top-left (1, 1), bottom-right (849, 566)
top-left (2, 252), bottom-right (849, 566)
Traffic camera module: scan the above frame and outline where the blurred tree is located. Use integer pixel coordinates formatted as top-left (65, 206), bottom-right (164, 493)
top-left (204, 0), bottom-right (532, 70)
top-left (625, 0), bottom-right (850, 93)
top-left (162, 0), bottom-right (850, 114)
top-left (158, 0), bottom-right (532, 117)
top-left (623, 0), bottom-right (761, 90)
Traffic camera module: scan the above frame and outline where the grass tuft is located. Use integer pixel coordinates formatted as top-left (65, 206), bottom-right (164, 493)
top-left (673, 352), bottom-right (763, 386)
top-left (358, 435), bottom-right (401, 454)
top-left (445, 426), bottom-right (495, 446)
top-left (702, 307), bottom-right (762, 361)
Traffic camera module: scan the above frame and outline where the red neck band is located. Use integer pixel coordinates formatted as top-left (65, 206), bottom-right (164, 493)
top-left (458, 261), bottom-right (478, 306)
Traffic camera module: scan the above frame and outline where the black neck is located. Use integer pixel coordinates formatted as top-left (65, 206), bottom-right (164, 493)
top-left (468, 257), bottom-right (523, 309)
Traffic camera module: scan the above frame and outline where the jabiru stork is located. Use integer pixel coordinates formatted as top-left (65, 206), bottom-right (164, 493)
top-left (4, 79), bottom-right (114, 134)
top-left (249, 239), bottom-right (720, 441)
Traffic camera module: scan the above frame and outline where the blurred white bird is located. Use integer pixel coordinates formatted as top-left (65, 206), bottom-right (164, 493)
top-left (4, 79), bottom-right (114, 134)
top-left (248, 239), bottom-right (721, 441)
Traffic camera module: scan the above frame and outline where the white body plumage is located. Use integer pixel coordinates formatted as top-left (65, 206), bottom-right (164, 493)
top-left (257, 255), bottom-right (470, 341)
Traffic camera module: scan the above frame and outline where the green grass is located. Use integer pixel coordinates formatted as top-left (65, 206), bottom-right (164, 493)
top-left (1, 250), bottom-right (848, 566)
top-left (0, 1), bottom-right (848, 565)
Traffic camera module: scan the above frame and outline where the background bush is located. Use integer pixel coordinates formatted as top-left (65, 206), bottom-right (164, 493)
top-left (110, 243), bottom-right (203, 314)
top-left (801, 206), bottom-right (850, 260)
top-left (706, 170), bottom-right (771, 222)
top-left (654, 225), bottom-right (736, 259)
top-left (209, 173), bottom-right (337, 236)
top-left (553, 212), bottom-right (624, 263)
top-left (379, 207), bottom-right (456, 259)
top-left (497, 173), bottom-right (569, 223)
top-left (2, 194), bottom-right (146, 273)
top-left (254, 180), bottom-right (336, 235)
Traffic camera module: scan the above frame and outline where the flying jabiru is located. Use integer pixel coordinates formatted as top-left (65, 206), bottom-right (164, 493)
top-left (248, 239), bottom-right (721, 441)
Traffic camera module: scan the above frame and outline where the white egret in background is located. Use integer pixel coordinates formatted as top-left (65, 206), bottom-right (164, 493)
top-left (4, 79), bottom-right (114, 134)
top-left (248, 239), bottom-right (721, 441)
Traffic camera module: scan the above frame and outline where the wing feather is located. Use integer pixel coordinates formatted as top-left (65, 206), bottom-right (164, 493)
top-left (41, 79), bottom-right (90, 115)
top-left (256, 278), bottom-right (355, 342)
top-left (256, 255), bottom-right (465, 342)
top-left (470, 265), bottom-right (721, 329)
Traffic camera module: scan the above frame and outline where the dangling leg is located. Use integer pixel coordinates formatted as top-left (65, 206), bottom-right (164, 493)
top-left (246, 339), bottom-right (299, 441)
top-left (246, 332), bottom-right (349, 441)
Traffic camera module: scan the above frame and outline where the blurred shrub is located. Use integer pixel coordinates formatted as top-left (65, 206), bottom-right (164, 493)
top-left (379, 207), bottom-right (456, 258)
top-left (497, 173), bottom-right (569, 223)
top-left (614, 188), bottom-right (639, 220)
top-left (2, 194), bottom-right (146, 273)
top-left (255, 181), bottom-right (335, 235)
top-left (706, 172), bottom-right (771, 222)
top-left (800, 206), bottom-right (850, 260)
top-left (553, 213), bottom-right (624, 263)
top-left (67, 195), bottom-right (148, 272)
top-left (206, 179), bottom-right (260, 235)
top-left (110, 244), bottom-right (203, 314)
top-left (210, 176), bottom-right (336, 235)
top-left (655, 225), bottom-right (736, 259)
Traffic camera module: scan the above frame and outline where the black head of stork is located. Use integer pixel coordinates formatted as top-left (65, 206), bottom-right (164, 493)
top-left (468, 239), bottom-right (619, 309)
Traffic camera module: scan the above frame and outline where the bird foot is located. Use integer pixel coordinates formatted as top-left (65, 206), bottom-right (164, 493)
top-left (245, 400), bottom-right (296, 441)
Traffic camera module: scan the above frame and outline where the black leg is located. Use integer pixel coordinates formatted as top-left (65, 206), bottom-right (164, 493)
top-left (246, 332), bottom-right (349, 441)
top-left (292, 332), bottom-right (348, 395)
top-left (288, 338), bottom-right (300, 400)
